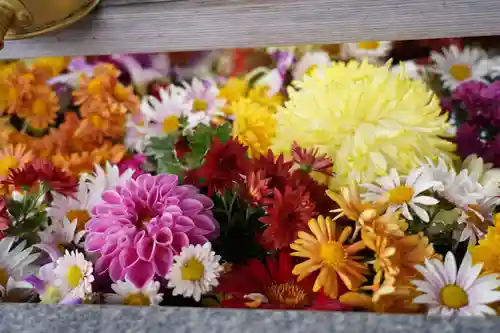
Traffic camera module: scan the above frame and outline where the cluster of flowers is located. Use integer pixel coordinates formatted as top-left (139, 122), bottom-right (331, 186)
top-left (0, 38), bottom-right (500, 316)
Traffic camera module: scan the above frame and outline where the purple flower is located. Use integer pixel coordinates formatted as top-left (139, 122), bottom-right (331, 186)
top-left (85, 174), bottom-right (219, 288)
top-left (455, 123), bottom-right (485, 159)
top-left (484, 134), bottom-right (500, 167)
top-left (453, 80), bottom-right (500, 125)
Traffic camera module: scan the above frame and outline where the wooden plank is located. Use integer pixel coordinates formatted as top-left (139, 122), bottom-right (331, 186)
top-left (1, 0), bottom-right (500, 59)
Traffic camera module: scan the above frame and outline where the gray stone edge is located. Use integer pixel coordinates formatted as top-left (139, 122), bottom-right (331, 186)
top-left (0, 304), bottom-right (498, 333)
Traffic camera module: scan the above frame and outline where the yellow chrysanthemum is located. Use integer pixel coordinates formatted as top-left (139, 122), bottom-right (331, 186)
top-left (290, 215), bottom-right (368, 299)
top-left (31, 57), bottom-right (70, 76)
top-left (470, 214), bottom-right (500, 274)
top-left (218, 77), bottom-right (248, 115)
top-left (272, 60), bottom-right (455, 188)
top-left (231, 98), bottom-right (276, 158)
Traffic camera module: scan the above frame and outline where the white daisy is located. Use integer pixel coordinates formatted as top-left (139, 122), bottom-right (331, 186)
top-left (105, 279), bottom-right (163, 306)
top-left (37, 218), bottom-right (86, 260)
top-left (124, 113), bottom-right (154, 153)
top-left (363, 168), bottom-right (439, 222)
top-left (0, 237), bottom-right (38, 296)
top-left (462, 154), bottom-right (500, 198)
top-left (342, 41), bottom-right (392, 62)
top-left (166, 243), bottom-right (223, 302)
top-left (293, 51), bottom-right (331, 80)
top-left (392, 60), bottom-right (423, 80)
top-left (456, 197), bottom-right (498, 245)
top-left (53, 250), bottom-right (94, 298)
top-left (412, 251), bottom-right (500, 316)
top-left (82, 162), bottom-right (135, 208)
top-left (430, 45), bottom-right (489, 90)
top-left (140, 85), bottom-right (192, 138)
top-left (183, 78), bottom-right (225, 130)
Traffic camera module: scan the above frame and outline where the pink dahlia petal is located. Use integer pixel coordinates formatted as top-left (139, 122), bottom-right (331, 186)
top-left (192, 215), bottom-right (217, 233)
top-left (136, 236), bottom-right (156, 262)
top-left (172, 232), bottom-right (189, 253)
top-left (174, 216), bottom-right (195, 233)
top-left (95, 255), bottom-right (114, 274)
top-left (153, 228), bottom-right (173, 246)
top-left (119, 248), bottom-right (140, 269)
top-left (102, 191), bottom-right (123, 205)
top-left (127, 260), bottom-right (155, 288)
top-left (109, 257), bottom-right (125, 281)
top-left (180, 198), bottom-right (204, 215)
top-left (153, 247), bottom-right (173, 276)
top-left (188, 234), bottom-right (209, 245)
top-left (86, 235), bottom-right (106, 252)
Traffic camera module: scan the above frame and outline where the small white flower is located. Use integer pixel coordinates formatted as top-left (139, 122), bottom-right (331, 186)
top-left (430, 45), bottom-right (489, 90)
top-left (37, 218), bottom-right (86, 260)
top-left (0, 237), bottom-right (38, 296)
top-left (47, 175), bottom-right (92, 226)
top-left (166, 243), bottom-right (223, 302)
top-left (456, 197), bottom-right (498, 245)
top-left (82, 162), bottom-right (135, 208)
top-left (140, 85), bottom-right (192, 138)
top-left (125, 113), bottom-right (154, 153)
top-left (53, 250), bottom-right (94, 298)
top-left (183, 78), bottom-right (225, 130)
top-left (293, 51), bottom-right (331, 80)
top-left (105, 279), bottom-right (163, 306)
top-left (363, 168), bottom-right (439, 222)
top-left (392, 60), bottom-right (423, 80)
top-left (342, 41), bottom-right (392, 62)
top-left (462, 154), bottom-right (500, 198)
top-left (412, 252), bottom-right (500, 316)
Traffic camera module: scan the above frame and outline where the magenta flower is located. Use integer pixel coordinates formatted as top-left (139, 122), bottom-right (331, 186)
top-left (118, 154), bottom-right (147, 179)
top-left (85, 173), bottom-right (219, 288)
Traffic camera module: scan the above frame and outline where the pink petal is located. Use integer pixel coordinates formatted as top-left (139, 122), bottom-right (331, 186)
top-left (153, 228), bottom-right (173, 246)
top-left (136, 236), bottom-right (156, 262)
top-left (153, 247), bottom-right (173, 276)
top-left (119, 248), bottom-right (140, 269)
top-left (187, 234), bottom-right (208, 245)
top-left (102, 191), bottom-right (122, 205)
top-left (180, 198), bottom-right (204, 215)
top-left (101, 242), bottom-right (119, 256)
top-left (126, 260), bottom-right (155, 288)
top-left (192, 215), bottom-right (216, 233)
top-left (95, 255), bottom-right (113, 274)
top-left (174, 216), bottom-right (195, 233)
top-left (86, 235), bottom-right (106, 252)
top-left (109, 257), bottom-right (125, 281)
top-left (171, 232), bottom-right (189, 253)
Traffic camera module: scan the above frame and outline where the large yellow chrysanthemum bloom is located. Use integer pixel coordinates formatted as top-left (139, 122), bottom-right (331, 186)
top-left (272, 60), bottom-right (455, 187)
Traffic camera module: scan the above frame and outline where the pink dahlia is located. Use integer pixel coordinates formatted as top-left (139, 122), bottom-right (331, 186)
top-left (85, 173), bottom-right (219, 288)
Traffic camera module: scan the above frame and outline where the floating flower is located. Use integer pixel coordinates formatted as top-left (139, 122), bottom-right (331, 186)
top-left (217, 250), bottom-right (347, 310)
top-left (412, 252), bottom-right (500, 316)
top-left (260, 186), bottom-right (315, 250)
top-left (183, 78), bottom-right (225, 129)
top-left (293, 51), bottom-right (331, 80)
top-left (6, 159), bottom-right (78, 196)
top-left (53, 250), bottom-right (94, 298)
top-left (105, 278), bottom-right (163, 306)
top-left (290, 216), bottom-right (368, 298)
top-left (140, 85), bottom-right (192, 137)
top-left (430, 45), bottom-right (489, 90)
top-left (85, 173), bottom-right (218, 288)
top-left (231, 98), bottom-right (276, 158)
top-left (166, 243), bottom-right (223, 302)
top-left (342, 41), bottom-right (392, 62)
top-left (197, 138), bottom-right (249, 195)
top-left (273, 60), bottom-right (454, 188)
top-left (363, 168), bottom-right (439, 222)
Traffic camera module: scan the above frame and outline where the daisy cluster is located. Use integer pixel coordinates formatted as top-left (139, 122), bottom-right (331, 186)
top-left (0, 38), bottom-right (500, 317)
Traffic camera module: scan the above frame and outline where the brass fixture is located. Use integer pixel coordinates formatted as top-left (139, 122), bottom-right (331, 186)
top-left (0, 0), bottom-right (100, 50)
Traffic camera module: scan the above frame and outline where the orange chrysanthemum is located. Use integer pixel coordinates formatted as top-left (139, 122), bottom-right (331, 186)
top-left (74, 63), bottom-right (139, 117)
top-left (0, 117), bottom-right (13, 147)
top-left (0, 144), bottom-right (33, 194)
top-left (290, 215), bottom-right (368, 299)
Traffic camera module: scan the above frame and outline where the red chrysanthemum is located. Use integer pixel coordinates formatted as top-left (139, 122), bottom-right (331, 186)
top-left (291, 142), bottom-right (333, 175)
top-left (259, 185), bottom-right (316, 250)
top-left (243, 170), bottom-right (271, 206)
top-left (5, 159), bottom-right (78, 196)
top-left (174, 136), bottom-right (192, 160)
top-left (289, 170), bottom-right (335, 216)
top-left (250, 151), bottom-right (293, 193)
top-left (197, 138), bottom-right (249, 195)
top-left (217, 250), bottom-right (349, 310)
top-left (0, 197), bottom-right (10, 239)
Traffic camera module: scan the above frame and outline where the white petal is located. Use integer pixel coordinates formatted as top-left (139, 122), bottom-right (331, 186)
top-left (413, 293), bottom-right (439, 305)
top-left (412, 196), bottom-right (439, 206)
top-left (410, 203), bottom-right (430, 222)
top-left (401, 204), bottom-right (413, 220)
top-left (457, 253), bottom-right (481, 289)
top-left (443, 252), bottom-right (457, 285)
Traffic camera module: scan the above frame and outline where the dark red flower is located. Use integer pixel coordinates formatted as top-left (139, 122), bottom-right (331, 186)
top-left (259, 186), bottom-right (315, 250)
top-left (289, 170), bottom-right (333, 216)
top-left (197, 138), bottom-right (249, 195)
top-left (217, 250), bottom-right (349, 310)
top-left (291, 142), bottom-right (333, 175)
top-left (243, 170), bottom-right (271, 206)
top-left (251, 151), bottom-right (293, 193)
top-left (0, 197), bottom-right (10, 239)
top-left (174, 136), bottom-right (192, 160)
top-left (5, 159), bottom-right (78, 196)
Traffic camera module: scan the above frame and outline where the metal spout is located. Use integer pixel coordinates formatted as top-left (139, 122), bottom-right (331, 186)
top-left (0, 4), bottom-right (14, 50)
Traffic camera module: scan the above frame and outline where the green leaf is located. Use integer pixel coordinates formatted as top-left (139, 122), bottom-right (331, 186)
top-left (186, 123), bottom-right (233, 169)
top-left (147, 134), bottom-right (186, 177)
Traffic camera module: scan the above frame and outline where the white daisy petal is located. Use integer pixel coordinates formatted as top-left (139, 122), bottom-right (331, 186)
top-left (412, 196), bottom-right (439, 206)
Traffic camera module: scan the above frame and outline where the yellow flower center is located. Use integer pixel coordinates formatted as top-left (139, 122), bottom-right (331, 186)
top-left (358, 41), bottom-right (380, 50)
top-left (449, 64), bottom-right (472, 81)
top-left (388, 185), bottom-right (414, 205)
top-left (193, 99), bottom-right (208, 112)
top-left (181, 257), bottom-right (205, 281)
top-left (305, 65), bottom-right (319, 77)
top-left (67, 265), bottom-right (83, 288)
top-left (32, 98), bottom-right (48, 116)
top-left (440, 284), bottom-right (468, 309)
top-left (123, 292), bottom-right (151, 306)
top-left (113, 84), bottom-right (129, 101)
top-left (162, 116), bottom-right (180, 133)
top-left (320, 241), bottom-right (347, 268)
top-left (266, 282), bottom-right (311, 308)
top-left (0, 267), bottom-right (9, 287)
top-left (0, 155), bottom-right (19, 176)
top-left (66, 209), bottom-right (91, 232)
top-left (89, 114), bottom-right (107, 129)
top-left (88, 79), bottom-right (103, 95)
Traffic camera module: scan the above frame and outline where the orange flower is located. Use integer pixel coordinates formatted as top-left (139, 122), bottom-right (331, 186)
top-left (74, 63), bottom-right (139, 118)
top-left (0, 117), bottom-right (13, 147)
top-left (0, 144), bottom-right (33, 194)
top-left (290, 215), bottom-right (368, 299)
top-left (327, 182), bottom-right (376, 222)
top-left (17, 85), bottom-right (59, 129)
